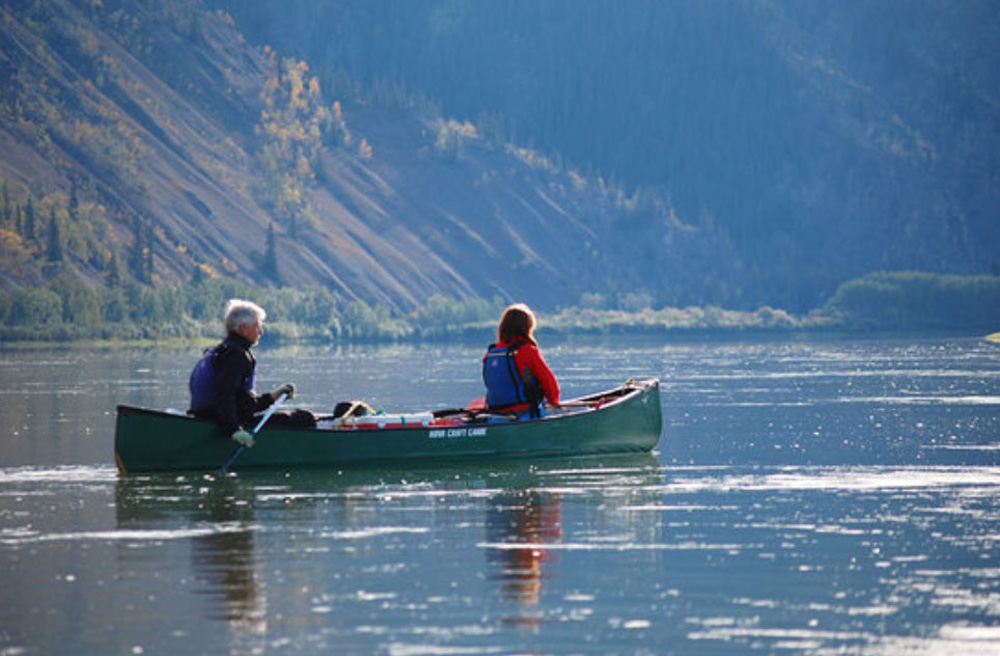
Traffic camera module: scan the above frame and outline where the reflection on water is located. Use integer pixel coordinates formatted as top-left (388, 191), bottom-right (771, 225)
top-left (486, 489), bottom-right (562, 623)
top-left (2, 337), bottom-right (1000, 654)
top-left (116, 475), bottom-right (267, 651)
top-left (95, 456), bottom-right (661, 653)
top-left (189, 481), bottom-right (264, 631)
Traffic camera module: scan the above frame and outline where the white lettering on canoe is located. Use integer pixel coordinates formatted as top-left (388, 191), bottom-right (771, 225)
top-left (428, 427), bottom-right (488, 439)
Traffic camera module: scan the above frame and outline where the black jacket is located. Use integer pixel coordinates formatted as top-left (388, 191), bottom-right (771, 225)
top-left (196, 333), bottom-right (276, 435)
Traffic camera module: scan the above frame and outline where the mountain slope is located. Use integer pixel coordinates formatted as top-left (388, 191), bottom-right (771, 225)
top-left (0, 0), bottom-right (727, 311)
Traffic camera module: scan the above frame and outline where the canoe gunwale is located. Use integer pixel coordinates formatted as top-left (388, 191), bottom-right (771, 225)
top-left (116, 378), bottom-right (658, 432)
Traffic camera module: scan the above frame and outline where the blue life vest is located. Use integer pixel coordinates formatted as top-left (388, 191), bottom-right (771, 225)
top-left (189, 342), bottom-right (254, 412)
top-left (483, 343), bottom-right (542, 417)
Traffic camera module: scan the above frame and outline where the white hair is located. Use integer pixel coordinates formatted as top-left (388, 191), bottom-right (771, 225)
top-left (224, 299), bottom-right (266, 335)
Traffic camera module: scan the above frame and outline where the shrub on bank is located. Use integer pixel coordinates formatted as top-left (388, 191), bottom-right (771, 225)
top-left (824, 272), bottom-right (1000, 331)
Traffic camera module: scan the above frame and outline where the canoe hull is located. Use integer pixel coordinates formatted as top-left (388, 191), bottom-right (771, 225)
top-left (114, 379), bottom-right (663, 473)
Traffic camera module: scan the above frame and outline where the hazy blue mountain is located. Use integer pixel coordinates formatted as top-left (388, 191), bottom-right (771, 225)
top-left (216, 0), bottom-right (1000, 309)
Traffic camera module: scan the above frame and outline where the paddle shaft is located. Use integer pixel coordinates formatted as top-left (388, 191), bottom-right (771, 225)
top-left (219, 392), bottom-right (288, 473)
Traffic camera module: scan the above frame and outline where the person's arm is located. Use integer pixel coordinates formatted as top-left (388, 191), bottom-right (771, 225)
top-left (518, 344), bottom-right (560, 405)
top-left (252, 389), bottom-right (272, 413)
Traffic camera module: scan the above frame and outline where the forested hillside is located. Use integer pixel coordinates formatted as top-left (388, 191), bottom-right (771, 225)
top-left (218, 0), bottom-right (1000, 309)
top-left (0, 0), bottom-right (733, 323)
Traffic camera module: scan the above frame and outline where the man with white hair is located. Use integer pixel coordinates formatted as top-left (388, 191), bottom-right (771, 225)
top-left (189, 298), bottom-right (298, 447)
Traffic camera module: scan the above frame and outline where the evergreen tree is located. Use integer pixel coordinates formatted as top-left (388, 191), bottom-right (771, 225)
top-left (23, 197), bottom-right (36, 244)
top-left (68, 179), bottom-right (79, 222)
top-left (128, 215), bottom-right (151, 283)
top-left (263, 221), bottom-right (279, 281)
top-left (128, 217), bottom-right (142, 279)
top-left (106, 252), bottom-right (121, 287)
top-left (1, 181), bottom-right (10, 225)
top-left (46, 208), bottom-right (63, 262)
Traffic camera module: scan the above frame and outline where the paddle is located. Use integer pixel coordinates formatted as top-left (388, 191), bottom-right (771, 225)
top-left (219, 392), bottom-right (288, 474)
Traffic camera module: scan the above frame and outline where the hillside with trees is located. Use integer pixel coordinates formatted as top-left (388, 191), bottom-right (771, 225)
top-left (0, 0), bottom-right (735, 326)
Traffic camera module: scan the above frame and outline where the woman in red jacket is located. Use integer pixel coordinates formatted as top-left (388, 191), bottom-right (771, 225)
top-left (482, 303), bottom-right (560, 418)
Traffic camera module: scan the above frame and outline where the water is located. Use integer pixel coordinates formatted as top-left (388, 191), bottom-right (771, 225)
top-left (2, 336), bottom-right (999, 654)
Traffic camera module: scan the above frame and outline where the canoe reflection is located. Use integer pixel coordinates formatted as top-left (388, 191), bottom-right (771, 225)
top-left (113, 453), bottom-right (662, 640)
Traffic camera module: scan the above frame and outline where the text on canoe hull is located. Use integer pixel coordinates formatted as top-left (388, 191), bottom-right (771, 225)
top-left (428, 427), bottom-right (488, 439)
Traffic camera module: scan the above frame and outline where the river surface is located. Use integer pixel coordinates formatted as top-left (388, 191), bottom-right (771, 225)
top-left (1, 335), bottom-right (1000, 655)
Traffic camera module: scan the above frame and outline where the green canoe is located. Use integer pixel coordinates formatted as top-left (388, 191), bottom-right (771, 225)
top-left (114, 378), bottom-right (663, 473)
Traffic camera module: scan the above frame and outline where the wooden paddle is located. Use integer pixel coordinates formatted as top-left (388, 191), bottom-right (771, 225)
top-left (219, 392), bottom-right (288, 474)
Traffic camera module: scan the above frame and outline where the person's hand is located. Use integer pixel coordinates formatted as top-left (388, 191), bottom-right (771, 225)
top-left (231, 429), bottom-right (254, 448)
top-left (272, 382), bottom-right (295, 400)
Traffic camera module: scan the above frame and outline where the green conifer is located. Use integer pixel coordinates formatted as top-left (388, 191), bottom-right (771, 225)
top-left (46, 209), bottom-right (63, 262)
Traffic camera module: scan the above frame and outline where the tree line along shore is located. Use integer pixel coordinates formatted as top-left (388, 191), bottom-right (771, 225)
top-left (1, 271), bottom-right (998, 345)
